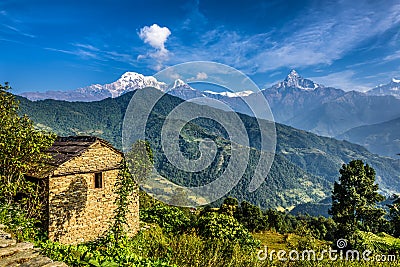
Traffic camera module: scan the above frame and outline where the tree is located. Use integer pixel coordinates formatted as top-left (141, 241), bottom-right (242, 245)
top-left (219, 196), bottom-right (239, 216)
top-left (235, 201), bottom-right (265, 232)
top-left (0, 83), bottom-right (55, 217)
top-left (388, 194), bottom-right (400, 237)
top-left (329, 160), bottom-right (385, 241)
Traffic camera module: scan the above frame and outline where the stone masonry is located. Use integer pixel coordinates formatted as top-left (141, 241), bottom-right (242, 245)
top-left (31, 136), bottom-right (139, 245)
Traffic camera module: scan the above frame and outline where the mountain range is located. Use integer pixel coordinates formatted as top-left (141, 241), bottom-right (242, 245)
top-left (367, 78), bottom-right (400, 99)
top-left (337, 117), bottom-right (400, 157)
top-left (15, 89), bottom-right (400, 211)
top-left (19, 70), bottom-right (400, 158)
top-left (20, 72), bottom-right (168, 101)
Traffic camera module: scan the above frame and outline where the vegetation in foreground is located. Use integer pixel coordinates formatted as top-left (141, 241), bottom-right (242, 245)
top-left (1, 82), bottom-right (400, 266)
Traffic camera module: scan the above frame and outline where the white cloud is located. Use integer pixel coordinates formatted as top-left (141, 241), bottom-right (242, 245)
top-left (73, 43), bottom-right (100, 51)
top-left (196, 72), bottom-right (208, 80)
top-left (250, 2), bottom-right (400, 72)
top-left (384, 50), bottom-right (400, 61)
top-left (45, 47), bottom-right (99, 59)
top-left (139, 24), bottom-right (171, 52)
top-left (187, 71), bottom-right (208, 81)
top-left (167, 2), bottom-right (400, 76)
top-left (138, 24), bottom-right (171, 70)
top-left (310, 70), bottom-right (371, 92)
top-left (3, 24), bottom-right (35, 38)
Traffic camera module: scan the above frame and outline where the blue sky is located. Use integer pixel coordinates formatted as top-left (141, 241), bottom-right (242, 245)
top-left (1, 0), bottom-right (400, 93)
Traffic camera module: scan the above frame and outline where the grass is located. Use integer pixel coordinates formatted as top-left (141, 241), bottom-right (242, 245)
top-left (252, 231), bottom-right (400, 266)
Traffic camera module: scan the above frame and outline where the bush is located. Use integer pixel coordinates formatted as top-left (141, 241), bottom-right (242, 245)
top-left (196, 212), bottom-right (260, 248)
top-left (352, 231), bottom-right (400, 254)
top-left (40, 224), bottom-right (263, 267)
top-left (140, 203), bottom-right (191, 234)
top-left (0, 204), bottom-right (41, 241)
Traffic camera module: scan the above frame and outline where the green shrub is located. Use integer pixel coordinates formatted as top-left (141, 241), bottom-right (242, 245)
top-left (140, 203), bottom-right (191, 234)
top-left (196, 212), bottom-right (260, 248)
top-left (0, 203), bottom-right (40, 241)
top-left (352, 231), bottom-right (400, 254)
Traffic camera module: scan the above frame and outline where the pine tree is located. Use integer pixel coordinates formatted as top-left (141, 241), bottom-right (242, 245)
top-left (329, 160), bottom-right (385, 241)
top-left (388, 195), bottom-right (400, 237)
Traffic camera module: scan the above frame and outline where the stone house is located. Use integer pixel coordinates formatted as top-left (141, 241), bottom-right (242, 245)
top-left (29, 136), bottom-right (139, 244)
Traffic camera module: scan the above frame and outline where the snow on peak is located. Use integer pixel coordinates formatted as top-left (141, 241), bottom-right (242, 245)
top-left (204, 90), bottom-right (254, 97)
top-left (366, 77), bottom-right (400, 99)
top-left (172, 79), bottom-right (190, 88)
top-left (78, 71), bottom-right (167, 98)
top-left (167, 79), bottom-right (193, 91)
top-left (280, 70), bottom-right (320, 91)
top-left (288, 69), bottom-right (300, 78)
top-left (115, 71), bottom-right (165, 90)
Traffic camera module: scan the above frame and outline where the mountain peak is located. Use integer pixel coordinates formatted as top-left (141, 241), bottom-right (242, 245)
top-left (172, 79), bottom-right (187, 88)
top-left (392, 77), bottom-right (400, 83)
top-left (367, 77), bottom-right (400, 99)
top-left (118, 71), bottom-right (160, 85)
top-left (121, 71), bottom-right (142, 78)
top-left (287, 69), bottom-right (300, 79)
top-left (280, 70), bottom-right (320, 91)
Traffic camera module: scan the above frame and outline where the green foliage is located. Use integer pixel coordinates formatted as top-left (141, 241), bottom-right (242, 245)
top-left (196, 212), bottom-right (260, 248)
top-left (140, 203), bottom-right (191, 234)
top-left (108, 140), bottom-right (153, 243)
top-left (219, 196), bottom-right (239, 216)
top-left (125, 140), bottom-right (154, 185)
top-left (108, 159), bottom-right (137, 242)
top-left (329, 160), bottom-right (386, 241)
top-left (39, 224), bottom-right (264, 267)
top-left (388, 194), bottom-right (400, 237)
top-left (0, 83), bottom-right (55, 240)
top-left (235, 201), bottom-right (265, 232)
top-left (18, 89), bottom-right (400, 211)
top-left (38, 236), bottom-right (177, 267)
top-left (298, 215), bottom-right (337, 241)
top-left (138, 189), bottom-right (160, 210)
top-left (0, 204), bottom-right (40, 241)
top-left (263, 208), bottom-right (297, 233)
top-left (352, 231), bottom-right (400, 255)
top-left (0, 83), bottom-right (55, 207)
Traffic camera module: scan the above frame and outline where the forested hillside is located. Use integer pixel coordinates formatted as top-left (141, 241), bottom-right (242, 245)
top-left (17, 89), bottom-right (400, 209)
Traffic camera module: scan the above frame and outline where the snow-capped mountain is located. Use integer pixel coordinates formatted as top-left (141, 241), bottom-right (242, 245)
top-left (20, 72), bottom-right (258, 102)
top-left (20, 72), bottom-right (167, 102)
top-left (168, 79), bottom-right (192, 90)
top-left (79, 72), bottom-right (167, 98)
top-left (366, 78), bottom-right (400, 99)
top-left (203, 90), bottom-right (254, 97)
top-left (271, 69), bottom-right (321, 91)
top-left (166, 79), bottom-right (207, 100)
top-left (17, 69), bottom-right (400, 159)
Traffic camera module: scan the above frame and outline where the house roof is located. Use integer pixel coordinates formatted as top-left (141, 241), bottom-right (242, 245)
top-left (30, 136), bottom-right (122, 178)
top-left (46, 136), bottom-right (122, 167)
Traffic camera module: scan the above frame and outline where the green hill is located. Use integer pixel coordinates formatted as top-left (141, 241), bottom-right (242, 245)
top-left (337, 117), bottom-right (400, 158)
top-left (16, 89), bottom-right (400, 210)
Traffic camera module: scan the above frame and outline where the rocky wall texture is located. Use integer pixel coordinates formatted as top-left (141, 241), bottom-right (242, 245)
top-left (47, 142), bottom-right (139, 244)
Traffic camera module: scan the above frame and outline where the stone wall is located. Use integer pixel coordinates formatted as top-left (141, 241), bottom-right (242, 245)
top-left (47, 141), bottom-right (139, 244)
